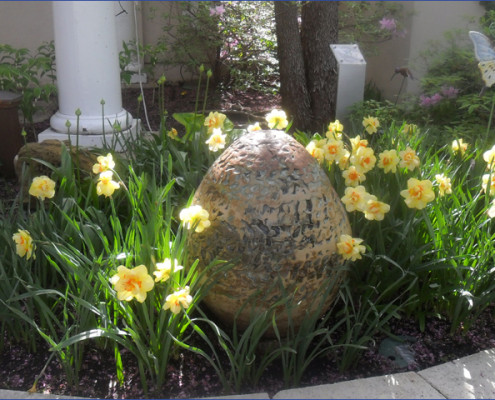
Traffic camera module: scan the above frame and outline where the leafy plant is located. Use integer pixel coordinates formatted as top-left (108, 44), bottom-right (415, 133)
top-left (0, 41), bottom-right (57, 130)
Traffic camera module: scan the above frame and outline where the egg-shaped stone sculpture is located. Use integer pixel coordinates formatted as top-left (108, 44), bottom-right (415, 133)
top-left (186, 130), bottom-right (351, 334)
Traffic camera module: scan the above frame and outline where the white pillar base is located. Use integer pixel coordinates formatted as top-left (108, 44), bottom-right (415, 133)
top-left (38, 119), bottom-right (141, 152)
top-left (49, 109), bottom-right (133, 135)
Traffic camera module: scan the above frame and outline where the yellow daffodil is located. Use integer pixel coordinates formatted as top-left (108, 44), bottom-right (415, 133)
top-left (163, 286), bottom-right (193, 314)
top-left (402, 124), bottom-right (418, 136)
top-left (342, 166), bottom-right (366, 187)
top-left (400, 178), bottom-right (435, 209)
top-left (97, 171), bottom-right (120, 197)
top-left (180, 204), bottom-right (211, 233)
top-left (204, 111), bottom-right (227, 134)
top-left (306, 140), bottom-right (325, 164)
top-left (482, 173), bottom-right (495, 195)
top-left (29, 176), bottom-right (56, 200)
top-left (322, 138), bottom-right (344, 163)
top-left (265, 109), bottom-right (288, 130)
top-left (350, 135), bottom-right (368, 154)
top-left (92, 153), bottom-right (115, 174)
top-left (337, 149), bottom-right (351, 171)
top-left (435, 173), bottom-right (452, 196)
top-left (110, 265), bottom-right (155, 303)
top-left (167, 128), bottom-right (179, 140)
top-left (452, 139), bottom-right (468, 156)
top-left (206, 128), bottom-right (227, 152)
top-left (326, 120), bottom-right (344, 140)
top-left (341, 185), bottom-right (370, 212)
top-left (362, 116), bottom-right (380, 135)
top-left (378, 149), bottom-right (400, 174)
top-left (350, 146), bottom-right (376, 174)
top-left (488, 199), bottom-right (495, 218)
top-left (12, 229), bottom-right (35, 260)
top-left (364, 197), bottom-right (390, 221)
top-left (247, 122), bottom-right (262, 132)
top-left (153, 259), bottom-right (183, 283)
top-left (337, 234), bottom-right (366, 261)
top-left (483, 145), bottom-right (495, 169)
top-left (399, 147), bottom-right (420, 171)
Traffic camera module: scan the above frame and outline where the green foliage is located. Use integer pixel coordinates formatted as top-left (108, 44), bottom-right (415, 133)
top-left (118, 40), bottom-right (165, 84)
top-left (153, 1), bottom-right (277, 91)
top-left (0, 42), bottom-right (57, 128)
top-left (339, 2), bottom-right (406, 56)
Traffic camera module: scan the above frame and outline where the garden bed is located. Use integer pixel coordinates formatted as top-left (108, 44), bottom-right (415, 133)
top-left (2, 84), bottom-right (495, 399)
top-left (1, 306), bottom-right (494, 399)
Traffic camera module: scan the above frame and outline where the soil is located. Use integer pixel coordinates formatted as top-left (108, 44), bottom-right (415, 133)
top-left (1, 85), bottom-right (495, 399)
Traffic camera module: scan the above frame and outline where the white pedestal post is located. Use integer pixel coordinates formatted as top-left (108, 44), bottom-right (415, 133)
top-left (39, 1), bottom-right (136, 149)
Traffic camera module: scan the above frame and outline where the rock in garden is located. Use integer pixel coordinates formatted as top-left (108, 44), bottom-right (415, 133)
top-left (186, 130), bottom-right (351, 334)
top-left (14, 139), bottom-right (97, 197)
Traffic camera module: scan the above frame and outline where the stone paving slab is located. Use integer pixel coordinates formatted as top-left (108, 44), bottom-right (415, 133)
top-left (418, 349), bottom-right (495, 399)
top-left (272, 371), bottom-right (446, 399)
top-left (0, 389), bottom-right (89, 399)
top-left (203, 392), bottom-right (270, 399)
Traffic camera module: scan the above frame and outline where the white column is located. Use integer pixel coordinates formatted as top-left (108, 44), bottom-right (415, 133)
top-left (39, 1), bottom-right (136, 148)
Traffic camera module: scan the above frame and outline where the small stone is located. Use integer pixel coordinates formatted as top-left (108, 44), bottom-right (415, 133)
top-left (14, 139), bottom-right (98, 200)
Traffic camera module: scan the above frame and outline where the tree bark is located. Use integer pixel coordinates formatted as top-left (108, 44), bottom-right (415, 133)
top-left (301, 1), bottom-right (339, 132)
top-left (274, 1), bottom-right (313, 131)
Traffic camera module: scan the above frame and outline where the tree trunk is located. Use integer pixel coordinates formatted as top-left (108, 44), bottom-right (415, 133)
top-left (274, 1), bottom-right (313, 131)
top-left (301, 1), bottom-right (339, 132)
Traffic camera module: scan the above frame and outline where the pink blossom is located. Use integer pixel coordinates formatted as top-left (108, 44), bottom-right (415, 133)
top-left (227, 39), bottom-right (238, 48)
top-left (430, 93), bottom-right (443, 105)
top-left (379, 17), bottom-right (397, 31)
top-left (210, 5), bottom-right (225, 16)
top-left (420, 95), bottom-right (433, 107)
top-left (441, 86), bottom-right (460, 99)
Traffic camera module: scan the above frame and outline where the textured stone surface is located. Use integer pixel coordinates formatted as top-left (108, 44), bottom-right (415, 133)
top-left (187, 130), bottom-right (351, 332)
top-left (14, 140), bottom-right (97, 199)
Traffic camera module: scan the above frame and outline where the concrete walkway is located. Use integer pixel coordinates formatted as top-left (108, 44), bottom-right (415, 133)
top-left (1, 348), bottom-right (494, 399)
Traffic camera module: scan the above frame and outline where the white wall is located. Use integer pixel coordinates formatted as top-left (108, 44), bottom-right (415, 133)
top-left (406, 1), bottom-right (485, 95)
top-left (0, 1), bottom-right (53, 51)
top-left (366, 1), bottom-right (485, 101)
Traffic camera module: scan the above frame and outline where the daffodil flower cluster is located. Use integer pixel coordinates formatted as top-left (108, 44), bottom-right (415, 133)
top-left (12, 229), bottom-right (35, 260)
top-left (179, 204), bottom-right (211, 233)
top-left (92, 153), bottom-right (120, 198)
top-left (452, 139), bottom-right (469, 156)
top-left (29, 175), bottom-right (56, 200)
top-left (482, 144), bottom-right (495, 217)
top-left (337, 234), bottom-right (366, 261)
top-left (305, 118), bottom-right (444, 213)
top-left (109, 262), bottom-right (193, 314)
top-left (205, 112), bottom-right (227, 152)
top-left (265, 109), bottom-right (288, 130)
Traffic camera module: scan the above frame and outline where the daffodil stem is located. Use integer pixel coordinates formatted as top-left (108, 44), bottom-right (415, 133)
top-left (421, 209), bottom-right (436, 248)
top-left (485, 92), bottom-right (495, 145)
top-left (75, 113), bottom-right (81, 188)
top-left (202, 73), bottom-right (211, 116)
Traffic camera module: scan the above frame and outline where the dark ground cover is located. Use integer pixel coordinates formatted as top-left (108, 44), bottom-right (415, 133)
top-left (1, 307), bottom-right (494, 399)
top-left (1, 85), bottom-right (495, 399)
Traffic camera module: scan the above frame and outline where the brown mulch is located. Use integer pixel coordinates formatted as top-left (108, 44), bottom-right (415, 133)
top-left (1, 306), bottom-right (494, 399)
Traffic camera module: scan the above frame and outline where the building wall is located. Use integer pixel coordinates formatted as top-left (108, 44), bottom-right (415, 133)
top-left (366, 1), bottom-right (485, 101)
top-left (0, 1), bottom-right (53, 52)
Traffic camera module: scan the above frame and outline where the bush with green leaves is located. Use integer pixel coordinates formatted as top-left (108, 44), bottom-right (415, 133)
top-left (0, 41), bottom-right (57, 129)
top-left (152, 1), bottom-right (277, 91)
